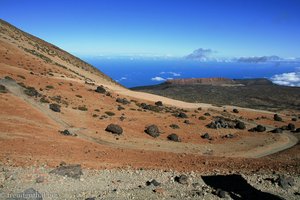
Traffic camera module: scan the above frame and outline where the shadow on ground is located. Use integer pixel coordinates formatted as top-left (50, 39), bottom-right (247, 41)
top-left (202, 174), bottom-right (284, 200)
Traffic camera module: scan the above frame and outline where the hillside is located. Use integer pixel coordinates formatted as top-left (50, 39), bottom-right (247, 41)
top-left (1, 19), bottom-right (300, 199)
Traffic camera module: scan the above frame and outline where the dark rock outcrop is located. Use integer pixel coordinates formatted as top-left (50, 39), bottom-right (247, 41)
top-left (105, 124), bottom-right (123, 135)
top-left (49, 103), bottom-right (61, 112)
top-left (155, 101), bottom-right (163, 106)
top-left (167, 134), bottom-right (180, 142)
top-left (116, 98), bottom-right (130, 105)
top-left (145, 125), bottom-right (160, 138)
top-left (95, 86), bottom-right (106, 94)
top-left (175, 175), bottom-right (188, 184)
top-left (249, 125), bottom-right (266, 132)
top-left (274, 114), bottom-right (283, 122)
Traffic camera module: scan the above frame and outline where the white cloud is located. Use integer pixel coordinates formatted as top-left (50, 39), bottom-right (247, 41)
top-left (151, 76), bottom-right (166, 81)
top-left (271, 72), bottom-right (300, 87)
top-left (116, 77), bottom-right (127, 82)
top-left (160, 71), bottom-right (181, 76)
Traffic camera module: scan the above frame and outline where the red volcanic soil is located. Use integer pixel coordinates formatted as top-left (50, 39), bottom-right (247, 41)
top-left (0, 19), bottom-right (299, 175)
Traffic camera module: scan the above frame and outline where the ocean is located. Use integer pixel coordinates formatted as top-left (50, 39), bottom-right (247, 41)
top-left (86, 58), bottom-right (299, 88)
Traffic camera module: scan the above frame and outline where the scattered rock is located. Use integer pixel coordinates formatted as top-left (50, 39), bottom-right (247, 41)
top-left (24, 87), bottom-right (39, 97)
top-left (215, 189), bottom-right (226, 198)
top-left (292, 117), bottom-right (297, 121)
top-left (274, 114), bottom-right (283, 121)
top-left (145, 125), bottom-right (160, 138)
top-left (117, 105), bottom-right (125, 111)
top-left (198, 116), bottom-right (206, 120)
top-left (60, 129), bottom-right (76, 136)
top-left (204, 112), bottom-right (211, 116)
top-left (270, 128), bottom-right (283, 133)
top-left (119, 116), bottom-right (126, 121)
top-left (287, 123), bottom-right (295, 131)
top-left (293, 128), bottom-right (300, 133)
top-left (223, 134), bottom-right (234, 138)
top-left (39, 96), bottom-right (50, 103)
top-left (277, 175), bottom-right (294, 189)
top-left (155, 101), bottom-right (163, 106)
top-left (167, 134), bottom-right (181, 142)
top-left (249, 125), bottom-right (266, 132)
top-left (49, 103), bottom-right (61, 112)
top-left (177, 112), bottom-right (188, 118)
top-left (78, 105), bottom-right (88, 111)
top-left (116, 98), bottom-right (130, 105)
top-left (85, 198), bottom-right (96, 200)
top-left (49, 164), bottom-right (83, 179)
top-left (201, 133), bottom-right (211, 140)
top-left (95, 86), bottom-right (106, 93)
top-left (0, 84), bottom-right (8, 93)
top-left (169, 124), bottom-right (180, 129)
top-left (105, 111), bottom-right (115, 116)
top-left (175, 175), bottom-right (188, 184)
top-left (183, 120), bottom-right (190, 124)
top-left (235, 121), bottom-right (246, 129)
top-left (146, 179), bottom-right (161, 186)
top-left (206, 117), bottom-right (236, 129)
top-left (233, 108), bottom-right (239, 113)
top-left (105, 124), bottom-right (123, 135)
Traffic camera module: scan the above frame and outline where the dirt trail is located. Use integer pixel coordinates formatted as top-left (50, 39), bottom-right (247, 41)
top-left (0, 78), bottom-right (298, 159)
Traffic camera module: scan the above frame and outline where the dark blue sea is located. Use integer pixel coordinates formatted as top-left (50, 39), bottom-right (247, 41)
top-left (85, 58), bottom-right (299, 88)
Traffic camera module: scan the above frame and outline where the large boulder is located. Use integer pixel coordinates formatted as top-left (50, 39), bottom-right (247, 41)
top-left (177, 112), bottom-right (188, 118)
top-left (274, 114), bottom-right (283, 121)
top-left (0, 84), bottom-right (7, 93)
top-left (249, 125), bottom-right (266, 132)
top-left (49, 103), bottom-right (61, 112)
top-left (116, 98), bottom-right (130, 105)
top-left (155, 101), bottom-right (163, 106)
top-left (95, 86), bottom-right (106, 94)
top-left (105, 124), bottom-right (123, 135)
top-left (270, 128), bottom-right (283, 133)
top-left (235, 121), bottom-right (246, 129)
top-left (24, 86), bottom-right (39, 97)
top-left (167, 134), bottom-right (181, 142)
top-left (175, 175), bottom-right (188, 184)
top-left (145, 125), bottom-right (160, 138)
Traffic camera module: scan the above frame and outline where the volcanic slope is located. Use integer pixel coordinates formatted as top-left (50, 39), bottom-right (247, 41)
top-left (0, 19), bottom-right (299, 174)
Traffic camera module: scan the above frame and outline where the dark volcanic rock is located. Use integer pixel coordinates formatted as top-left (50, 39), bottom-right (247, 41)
top-left (206, 117), bottom-right (237, 129)
top-left (294, 128), bottom-right (300, 133)
top-left (175, 175), bottom-right (188, 184)
top-left (24, 86), bottom-right (39, 97)
top-left (277, 175), bottom-right (294, 189)
top-left (270, 128), bottom-right (283, 133)
top-left (155, 101), bottom-right (163, 106)
top-left (198, 116), bottom-right (207, 120)
top-left (105, 124), bottom-right (123, 135)
top-left (95, 86), bottom-right (106, 93)
top-left (0, 84), bottom-right (7, 93)
top-left (204, 112), bottom-right (211, 116)
top-left (249, 125), bottom-right (266, 132)
top-left (177, 112), bottom-right (188, 118)
top-left (216, 189), bottom-right (226, 198)
top-left (116, 98), bottom-right (130, 105)
top-left (183, 120), bottom-right (190, 124)
top-left (287, 123), bottom-right (295, 131)
top-left (233, 108), bottom-right (239, 113)
top-left (49, 103), bottom-right (61, 112)
top-left (167, 134), bottom-right (180, 142)
top-left (274, 114), bottom-right (283, 121)
top-left (235, 121), bottom-right (246, 129)
top-left (146, 179), bottom-right (161, 186)
top-left (223, 134), bottom-right (234, 138)
top-left (145, 125), bottom-right (160, 138)
top-left (201, 133), bottom-right (211, 140)
top-left (169, 124), bottom-right (180, 129)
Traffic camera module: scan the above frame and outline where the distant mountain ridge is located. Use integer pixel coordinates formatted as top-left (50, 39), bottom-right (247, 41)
top-left (164, 77), bottom-right (273, 86)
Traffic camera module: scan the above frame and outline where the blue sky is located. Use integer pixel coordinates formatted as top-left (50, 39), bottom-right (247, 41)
top-left (1, 0), bottom-right (300, 58)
